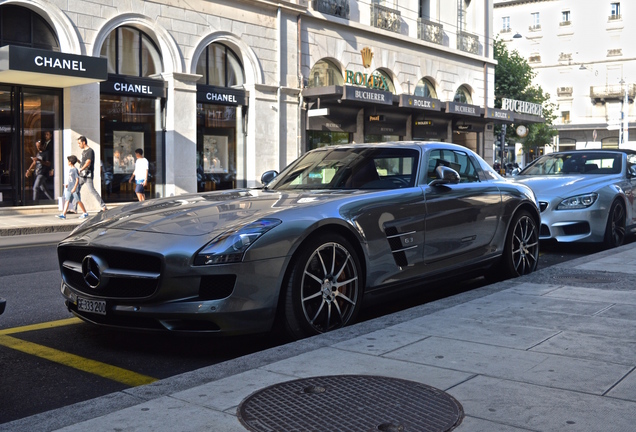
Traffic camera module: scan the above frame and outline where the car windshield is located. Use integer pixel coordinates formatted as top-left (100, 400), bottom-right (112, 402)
top-left (520, 152), bottom-right (622, 176)
top-left (267, 147), bottom-right (419, 190)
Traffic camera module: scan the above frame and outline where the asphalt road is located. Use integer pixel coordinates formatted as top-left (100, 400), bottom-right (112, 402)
top-left (0, 235), bottom-right (607, 425)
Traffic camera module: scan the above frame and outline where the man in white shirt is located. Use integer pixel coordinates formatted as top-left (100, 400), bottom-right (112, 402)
top-left (128, 148), bottom-right (149, 201)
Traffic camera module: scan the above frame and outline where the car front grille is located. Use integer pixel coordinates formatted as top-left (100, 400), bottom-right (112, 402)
top-left (58, 245), bottom-right (162, 299)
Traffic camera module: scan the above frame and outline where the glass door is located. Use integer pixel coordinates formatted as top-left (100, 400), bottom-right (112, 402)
top-left (0, 85), bottom-right (61, 206)
top-left (0, 86), bottom-right (16, 206)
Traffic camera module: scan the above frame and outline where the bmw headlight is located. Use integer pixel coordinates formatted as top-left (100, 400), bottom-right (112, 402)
top-left (557, 193), bottom-right (598, 210)
top-left (194, 218), bottom-right (282, 265)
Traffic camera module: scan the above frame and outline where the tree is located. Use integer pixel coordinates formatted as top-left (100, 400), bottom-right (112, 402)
top-left (494, 38), bottom-right (557, 160)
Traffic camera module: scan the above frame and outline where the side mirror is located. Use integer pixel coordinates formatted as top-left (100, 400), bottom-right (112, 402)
top-left (429, 165), bottom-right (461, 186)
top-left (261, 170), bottom-right (278, 186)
top-left (629, 166), bottom-right (636, 178)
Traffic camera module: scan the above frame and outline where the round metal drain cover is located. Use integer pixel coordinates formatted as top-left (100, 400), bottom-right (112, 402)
top-left (237, 375), bottom-right (463, 432)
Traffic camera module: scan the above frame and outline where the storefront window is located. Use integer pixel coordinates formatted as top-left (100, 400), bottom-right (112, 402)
top-left (307, 59), bottom-right (343, 88)
top-left (196, 104), bottom-right (237, 191)
top-left (307, 131), bottom-right (351, 150)
top-left (0, 5), bottom-right (59, 51)
top-left (414, 78), bottom-right (437, 98)
top-left (100, 95), bottom-right (163, 202)
top-left (100, 27), bottom-right (162, 77)
top-left (453, 85), bottom-right (473, 104)
top-left (196, 43), bottom-right (245, 87)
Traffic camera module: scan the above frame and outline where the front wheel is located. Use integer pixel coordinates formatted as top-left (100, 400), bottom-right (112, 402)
top-left (603, 199), bottom-right (626, 249)
top-left (283, 233), bottom-right (363, 340)
top-left (498, 210), bottom-right (539, 279)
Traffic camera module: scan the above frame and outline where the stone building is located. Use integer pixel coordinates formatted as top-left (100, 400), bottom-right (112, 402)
top-left (0, 0), bottom-right (534, 208)
top-left (495, 0), bottom-right (635, 152)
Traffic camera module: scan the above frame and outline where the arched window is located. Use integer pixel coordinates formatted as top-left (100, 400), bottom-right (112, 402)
top-left (414, 78), bottom-right (437, 98)
top-left (373, 69), bottom-right (396, 94)
top-left (0, 5), bottom-right (59, 51)
top-left (100, 27), bottom-right (162, 77)
top-left (307, 59), bottom-right (343, 88)
top-left (453, 85), bottom-right (472, 104)
top-left (196, 43), bottom-right (244, 87)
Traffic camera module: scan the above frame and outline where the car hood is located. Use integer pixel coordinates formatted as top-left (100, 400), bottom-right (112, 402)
top-left (75, 189), bottom-right (359, 237)
top-left (511, 174), bottom-right (620, 198)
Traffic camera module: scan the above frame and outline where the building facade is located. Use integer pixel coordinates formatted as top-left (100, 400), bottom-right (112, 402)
top-left (0, 0), bottom-right (523, 209)
top-left (495, 0), bottom-right (635, 153)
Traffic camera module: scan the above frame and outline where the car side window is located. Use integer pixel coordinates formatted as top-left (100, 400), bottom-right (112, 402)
top-left (627, 155), bottom-right (636, 176)
top-left (427, 149), bottom-right (480, 183)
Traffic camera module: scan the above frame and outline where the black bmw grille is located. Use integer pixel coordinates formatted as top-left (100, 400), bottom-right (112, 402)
top-left (58, 246), bottom-right (162, 299)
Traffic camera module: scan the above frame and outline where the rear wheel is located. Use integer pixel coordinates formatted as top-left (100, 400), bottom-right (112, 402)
top-left (603, 199), bottom-right (626, 249)
top-left (496, 210), bottom-right (539, 279)
top-left (283, 233), bottom-right (362, 339)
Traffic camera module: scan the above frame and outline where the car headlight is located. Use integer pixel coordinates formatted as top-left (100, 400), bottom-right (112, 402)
top-left (557, 193), bottom-right (598, 210)
top-left (194, 218), bottom-right (282, 265)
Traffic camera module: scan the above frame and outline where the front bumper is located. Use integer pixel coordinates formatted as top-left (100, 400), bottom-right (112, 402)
top-left (60, 254), bottom-right (288, 335)
top-left (538, 200), bottom-right (608, 243)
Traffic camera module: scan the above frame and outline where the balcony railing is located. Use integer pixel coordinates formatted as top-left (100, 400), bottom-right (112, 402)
top-left (457, 31), bottom-right (479, 54)
top-left (418, 18), bottom-right (443, 45)
top-left (557, 87), bottom-right (573, 97)
top-left (371, 2), bottom-right (401, 33)
top-left (558, 53), bottom-right (572, 62)
top-left (607, 48), bottom-right (622, 57)
top-left (314, 0), bottom-right (350, 20)
top-left (609, 14), bottom-right (622, 21)
top-left (529, 24), bottom-right (542, 31)
top-left (590, 83), bottom-right (636, 102)
top-left (528, 54), bottom-right (541, 63)
top-left (559, 21), bottom-right (571, 26)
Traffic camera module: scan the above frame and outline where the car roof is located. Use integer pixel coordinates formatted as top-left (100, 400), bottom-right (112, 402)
top-left (547, 149), bottom-right (636, 155)
top-left (311, 141), bottom-right (473, 153)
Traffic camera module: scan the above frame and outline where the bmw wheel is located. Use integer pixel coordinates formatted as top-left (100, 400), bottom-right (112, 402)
top-left (284, 233), bottom-right (362, 339)
top-left (604, 199), bottom-right (626, 249)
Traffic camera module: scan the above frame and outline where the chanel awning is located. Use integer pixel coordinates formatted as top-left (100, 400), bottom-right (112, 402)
top-left (0, 45), bottom-right (107, 88)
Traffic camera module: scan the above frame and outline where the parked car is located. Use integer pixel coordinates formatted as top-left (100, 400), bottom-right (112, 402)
top-left (0, 297), bottom-right (5, 315)
top-left (511, 149), bottom-right (636, 248)
top-left (57, 142), bottom-right (540, 339)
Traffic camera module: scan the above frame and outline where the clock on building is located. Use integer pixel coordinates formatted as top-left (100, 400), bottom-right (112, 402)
top-left (516, 124), bottom-right (528, 137)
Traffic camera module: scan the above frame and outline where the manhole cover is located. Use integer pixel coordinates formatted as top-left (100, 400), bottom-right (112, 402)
top-left (237, 375), bottom-right (464, 432)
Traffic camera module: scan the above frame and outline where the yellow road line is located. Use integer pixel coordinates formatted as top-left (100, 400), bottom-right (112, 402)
top-left (0, 317), bottom-right (82, 335)
top-left (0, 334), bottom-right (157, 386)
top-left (0, 318), bottom-right (158, 387)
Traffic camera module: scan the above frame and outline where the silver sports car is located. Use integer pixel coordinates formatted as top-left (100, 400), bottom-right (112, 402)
top-left (58, 142), bottom-right (540, 339)
top-left (512, 149), bottom-right (636, 248)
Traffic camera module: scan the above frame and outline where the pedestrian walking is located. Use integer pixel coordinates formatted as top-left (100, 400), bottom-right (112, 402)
top-left (77, 135), bottom-right (107, 212)
top-left (128, 148), bottom-right (149, 201)
top-left (25, 139), bottom-right (53, 201)
top-left (57, 155), bottom-right (87, 219)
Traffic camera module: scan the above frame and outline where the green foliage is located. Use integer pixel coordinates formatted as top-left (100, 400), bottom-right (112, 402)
top-left (494, 39), bottom-right (557, 155)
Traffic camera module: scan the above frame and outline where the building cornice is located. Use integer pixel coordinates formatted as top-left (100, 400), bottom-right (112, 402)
top-left (494, 0), bottom-right (556, 8)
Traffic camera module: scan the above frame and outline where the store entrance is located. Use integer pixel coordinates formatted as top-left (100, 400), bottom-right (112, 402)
top-left (0, 85), bottom-right (61, 207)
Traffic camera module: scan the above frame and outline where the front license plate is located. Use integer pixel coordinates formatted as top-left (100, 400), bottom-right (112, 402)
top-left (76, 297), bottom-right (106, 315)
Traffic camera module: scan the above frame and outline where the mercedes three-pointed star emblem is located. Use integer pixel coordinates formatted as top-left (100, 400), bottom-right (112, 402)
top-left (82, 255), bottom-right (109, 289)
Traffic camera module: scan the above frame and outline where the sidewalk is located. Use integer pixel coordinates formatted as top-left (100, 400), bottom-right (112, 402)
top-left (0, 205), bottom-right (85, 237)
top-left (2, 211), bottom-right (636, 431)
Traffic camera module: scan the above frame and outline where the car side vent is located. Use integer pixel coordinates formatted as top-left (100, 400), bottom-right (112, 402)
top-left (539, 201), bottom-right (549, 212)
top-left (384, 226), bottom-right (410, 268)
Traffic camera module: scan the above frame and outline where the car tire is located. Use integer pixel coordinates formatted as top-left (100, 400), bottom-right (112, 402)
top-left (491, 210), bottom-right (539, 280)
top-left (283, 233), bottom-right (362, 339)
top-left (603, 199), bottom-right (626, 249)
